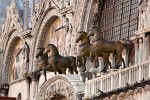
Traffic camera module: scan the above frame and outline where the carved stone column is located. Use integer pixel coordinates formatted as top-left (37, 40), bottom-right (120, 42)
top-left (31, 0), bottom-right (35, 14)
top-left (78, 67), bottom-right (84, 82)
top-left (122, 49), bottom-right (129, 67)
top-left (134, 40), bottom-right (139, 64)
top-left (143, 36), bottom-right (149, 61)
top-left (25, 77), bottom-right (31, 100)
top-left (98, 57), bottom-right (104, 72)
top-left (24, 0), bottom-right (29, 30)
top-left (31, 77), bottom-right (38, 99)
top-left (139, 37), bottom-right (143, 63)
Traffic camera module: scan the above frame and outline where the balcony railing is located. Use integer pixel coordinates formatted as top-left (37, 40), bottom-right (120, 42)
top-left (84, 60), bottom-right (150, 98)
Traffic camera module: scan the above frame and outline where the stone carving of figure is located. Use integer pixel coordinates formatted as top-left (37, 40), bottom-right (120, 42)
top-left (23, 41), bottom-right (30, 74)
top-left (55, 16), bottom-right (72, 55)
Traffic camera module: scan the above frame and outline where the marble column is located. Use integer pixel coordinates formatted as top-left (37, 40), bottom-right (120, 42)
top-left (98, 57), bottom-right (104, 72)
top-left (24, 0), bottom-right (29, 30)
top-left (134, 41), bottom-right (139, 64)
top-left (31, 0), bottom-right (35, 14)
top-left (31, 77), bottom-right (38, 99)
top-left (143, 36), bottom-right (149, 62)
top-left (139, 37), bottom-right (143, 63)
top-left (78, 67), bottom-right (84, 82)
top-left (122, 49), bottom-right (129, 67)
top-left (26, 79), bottom-right (30, 100)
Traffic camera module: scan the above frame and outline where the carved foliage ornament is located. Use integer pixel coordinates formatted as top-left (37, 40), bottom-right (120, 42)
top-left (36, 76), bottom-right (77, 100)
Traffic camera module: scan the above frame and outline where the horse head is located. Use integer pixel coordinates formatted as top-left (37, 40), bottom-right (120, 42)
top-left (36, 47), bottom-right (45, 58)
top-left (45, 44), bottom-right (59, 57)
top-left (76, 31), bottom-right (88, 43)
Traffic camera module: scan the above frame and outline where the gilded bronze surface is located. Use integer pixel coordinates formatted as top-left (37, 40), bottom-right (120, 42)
top-left (35, 47), bottom-right (63, 81)
top-left (75, 31), bottom-right (111, 71)
top-left (88, 30), bottom-right (127, 68)
top-left (45, 44), bottom-right (78, 75)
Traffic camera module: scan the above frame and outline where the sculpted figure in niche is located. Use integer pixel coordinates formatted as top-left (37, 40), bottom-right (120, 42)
top-left (23, 41), bottom-right (30, 74)
top-left (55, 15), bottom-right (72, 56)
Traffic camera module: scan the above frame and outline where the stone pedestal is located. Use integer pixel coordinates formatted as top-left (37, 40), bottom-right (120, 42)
top-left (122, 49), bottom-right (129, 67)
top-left (89, 68), bottom-right (100, 78)
top-left (31, 79), bottom-right (38, 99)
top-left (30, 72), bottom-right (40, 99)
top-left (109, 53), bottom-right (116, 69)
top-left (78, 67), bottom-right (84, 82)
top-left (98, 57), bottom-right (104, 72)
top-left (26, 79), bottom-right (30, 100)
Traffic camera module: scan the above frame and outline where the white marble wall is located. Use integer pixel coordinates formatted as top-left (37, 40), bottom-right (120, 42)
top-left (8, 80), bottom-right (30, 100)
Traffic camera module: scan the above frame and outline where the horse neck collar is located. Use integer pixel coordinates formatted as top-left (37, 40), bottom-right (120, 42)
top-left (93, 38), bottom-right (103, 42)
top-left (49, 53), bottom-right (59, 58)
top-left (80, 43), bottom-right (90, 47)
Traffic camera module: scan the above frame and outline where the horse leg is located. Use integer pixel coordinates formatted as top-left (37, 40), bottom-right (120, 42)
top-left (82, 57), bottom-right (86, 71)
top-left (43, 68), bottom-right (47, 82)
top-left (57, 68), bottom-right (63, 74)
top-left (72, 65), bottom-right (78, 74)
top-left (52, 64), bottom-right (57, 75)
top-left (93, 55), bottom-right (99, 68)
top-left (61, 68), bottom-right (66, 74)
top-left (115, 54), bottom-right (123, 69)
top-left (68, 67), bottom-right (74, 74)
top-left (71, 60), bottom-right (79, 74)
top-left (121, 57), bottom-right (126, 68)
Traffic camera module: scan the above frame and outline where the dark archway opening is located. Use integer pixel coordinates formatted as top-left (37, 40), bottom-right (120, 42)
top-left (50, 94), bottom-right (67, 100)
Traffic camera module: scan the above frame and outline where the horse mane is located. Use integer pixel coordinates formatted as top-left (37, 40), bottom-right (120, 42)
top-left (47, 44), bottom-right (59, 55)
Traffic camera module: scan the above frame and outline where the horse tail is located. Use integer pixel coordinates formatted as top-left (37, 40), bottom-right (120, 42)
top-left (120, 39), bottom-right (132, 50)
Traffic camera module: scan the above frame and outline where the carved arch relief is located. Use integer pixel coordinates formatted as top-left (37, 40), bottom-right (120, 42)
top-left (36, 76), bottom-right (78, 100)
top-left (2, 29), bottom-right (26, 82)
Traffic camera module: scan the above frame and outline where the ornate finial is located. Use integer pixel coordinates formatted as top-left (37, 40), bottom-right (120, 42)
top-left (11, 0), bottom-right (15, 9)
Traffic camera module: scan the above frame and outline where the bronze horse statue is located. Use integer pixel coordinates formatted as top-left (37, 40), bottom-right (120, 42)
top-left (35, 47), bottom-right (63, 81)
top-left (45, 44), bottom-right (78, 75)
top-left (75, 31), bottom-right (111, 72)
top-left (88, 29), bottom-right (130, 68)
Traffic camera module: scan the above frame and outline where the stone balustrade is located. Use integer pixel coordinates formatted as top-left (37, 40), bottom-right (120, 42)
top-left (84, 60), bottom-right (150, 98)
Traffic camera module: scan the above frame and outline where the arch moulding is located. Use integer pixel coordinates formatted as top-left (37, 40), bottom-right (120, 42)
top-left (2, 29), bottom-right (23, 82)
top-left (31, 8), bottom-right (63, 69)
top-left (36, 75), bottom-right (78, 100)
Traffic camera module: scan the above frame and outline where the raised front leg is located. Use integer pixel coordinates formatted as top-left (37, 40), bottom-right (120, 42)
top-left (43, 67), bottom-right (47, 82)
top-left (82, 57), bottom-right (86, 71)
top-left (53, 64), bottom-right (57, 75)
